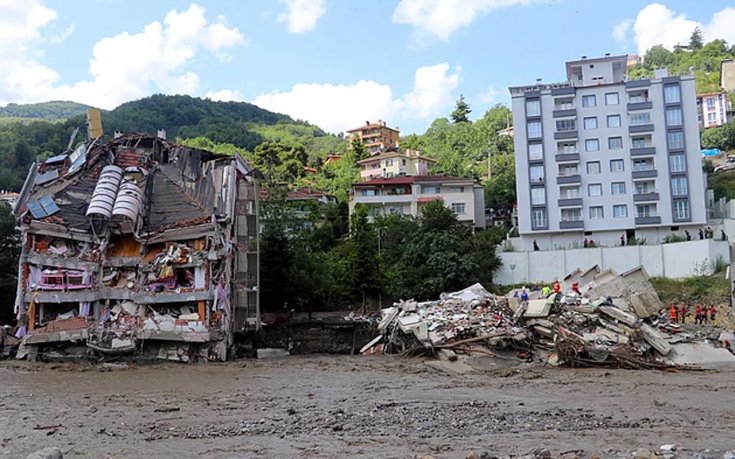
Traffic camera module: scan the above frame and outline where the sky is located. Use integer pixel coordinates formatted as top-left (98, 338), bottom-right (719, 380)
top-left (1, 0), bottom-right (734, 135)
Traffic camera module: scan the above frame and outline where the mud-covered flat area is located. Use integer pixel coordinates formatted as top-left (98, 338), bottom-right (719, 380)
top-left (1, 356), bottom-right (734, 458)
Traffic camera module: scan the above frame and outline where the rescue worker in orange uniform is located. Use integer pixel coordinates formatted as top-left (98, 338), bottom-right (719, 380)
top-left (669, 304), bottom-right (678, 323)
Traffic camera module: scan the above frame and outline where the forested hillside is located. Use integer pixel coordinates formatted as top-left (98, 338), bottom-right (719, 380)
top-left (0, 101), bottom-right (91, 122)
top-left (628, 34), bottom-right (735, 95)
top-left (0, 95), bottom-right (345, 192)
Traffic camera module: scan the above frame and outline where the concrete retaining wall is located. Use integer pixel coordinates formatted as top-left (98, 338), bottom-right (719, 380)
top-left (496, 239), bottom-right (730, 285)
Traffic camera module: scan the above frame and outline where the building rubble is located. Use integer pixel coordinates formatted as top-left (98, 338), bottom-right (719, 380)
top-left (364, 266), bottom-right (735, 370)
top-left (11, 127), bottom-right (260, 362)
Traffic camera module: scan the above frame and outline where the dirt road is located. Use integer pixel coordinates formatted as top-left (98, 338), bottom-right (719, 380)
top-left (1, 356), bottom-right (734, 458)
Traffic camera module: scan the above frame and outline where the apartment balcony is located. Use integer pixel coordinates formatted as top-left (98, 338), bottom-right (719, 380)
top-left (555, 153), bottom-right (580, 162)
top-left (559, 220), bottom-right (584, 229)
top-left (632, 169), bottom-right (657, 179)
top-left (554, 130), bottom-right (578, 140)
top-left (633, 192), bottom-right (660, 202)
top-left (558, 197), bottom-right (583, 207)
top-left (635, 216), bottom-right (661, 225)
top-left (630, 146), bottom-right (656, 157)
top-left (629, 124), bottom-right (654, 133)
top-left (553, 108), bottom-right (576, 118)
top-left (627, 101), bottom-right (652, 111)
top-left (557, 174), bottom-right (581, 184)
top-left (530, 178), bottom-right (546, 187)
top-left (354, 194), bottom-right (413, 204)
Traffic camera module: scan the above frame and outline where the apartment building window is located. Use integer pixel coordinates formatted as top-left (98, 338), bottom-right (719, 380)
top-left (449, 186), bottom-right (465, 193)
top-left (606, 114), bottom-right (621, 128)
top-left (528, 121), bottom-right (542, 138)
top-left (666, 108), bottom-right (683, 126)
top-left (560, 186), bottom-right (580, 198)
top-left (367, 206), bottom-right (382, 217)
top-left (451, 203), bottom-right (466, 214)
top-left (667, 130), bottom-right (685, 149)
top-left (605, 92), bottom-right (619, 105)
top-left (610, 159), bottom-right (624, 172)
top-left (582, 95), bottom-right (596, 107)
top-left (532, 209), bottom-right (547, 228)
top-left (707, 98), bottom-right (716, 109)
top-left (586, 161), bottom-right (601, 174)
top-left (385, 159), bottom-right (394, 166)
top-left (631, 136), bottom-right (648, 148)
top-left (608, 136), bottom-right (623, 150)
top-left (629, 91), bottom-right (648, 103)
top-left (585, 139), bottom-right (600, 152)
top-left (611, 182), bottom-right (626, 195)
top-left (388, 207), bottom-right (404, 215)
top-left (529, 143), bottom-right (543, 160)
top-left (402, 159), bottom-right (407, 166)
top-left (584, 117), bottom-right (598, 129)
top-left (588, 183), bottom-right (602, 197)
top-left (613, 204), bottom-right (628, 218)
top-left (636, 204), bottom-right (656, 218)
top-left (633, 158), bottom-right (654, 171)
top-left (531, 188), bottom-right (546, 205)
top-left (708, 112), bottom-right (717, 124)
top-left (422, 185), bottom-right (441, 194)
top-left (664, 85), bottom-right (681, 104)
top-left (556, 119), bottom-right (576, 132)
top-left (559, 164), bottom-right (578, 176)
top-left (526, 99), bottom-right (541, 117)
top-left (361, 189), bottom-right (377, 197)
top-left (671, 177), bottom-right (688, 196)
top-left (635, 181), bottom-right (654, 194)
top-left (530, 165), bottom-right (545, 183)
top-left (561, 208), bottom-right (582, 222)
top-left (674, 199), bottom-right (690, 220)
top-left (555, 98), bottom-right (573, 110)
top-left (558, 142), bottom-right (576, 153)
top-left (670, 153), bottom-right (686, 173)
top-left (629, 112), bottom-right (651, 125)
top-left (589, 206), bottom-right (604, 219)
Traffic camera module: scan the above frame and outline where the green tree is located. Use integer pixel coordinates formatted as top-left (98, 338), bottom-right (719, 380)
top-left (350, 136), bottom-right (369, 161)
top-left (701, 127), bottom-right (726, 150)
top-left (0, 205), bottom-right (19, 323)
top-left (450, 94), bottom-right (472, 123)
top-left (483, 153), bottom-right (516, 214)
top-left (348, 204), bottom-right (379, 309)
top-left (690, 27), bottom-right (703, 50)
top-left (643, 45), bottom-right (675, 69)
top-left (258, 202), bottom-right (294, 312)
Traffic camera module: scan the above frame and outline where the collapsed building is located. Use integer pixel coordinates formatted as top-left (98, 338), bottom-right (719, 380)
top-left (12, 131), bottom-right (260, 361)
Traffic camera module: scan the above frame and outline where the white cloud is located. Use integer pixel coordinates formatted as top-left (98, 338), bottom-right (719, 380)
top-left (252, 63), bottom-right (461, 133)
top-left (392, 0), bottom-right (532, 41)
top-left (204, 89), bottom-right (244, 102)
top-left (0, 2), bottom-right (246, 109)
top-left (477, 85), bottom-right (499, 105)
top-left (277, 0), bottom-right (326, 34)
top-left (612, 19), bottom-right (633, 43)
top-left (615, 3), bottom-right (735, 55)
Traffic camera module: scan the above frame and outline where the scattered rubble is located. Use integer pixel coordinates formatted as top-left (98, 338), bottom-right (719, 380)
top-left (365, 267), bottom-right (735, 370)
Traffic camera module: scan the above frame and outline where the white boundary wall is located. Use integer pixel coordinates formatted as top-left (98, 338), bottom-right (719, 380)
top-left (496, 239), bottom-right (730, 285)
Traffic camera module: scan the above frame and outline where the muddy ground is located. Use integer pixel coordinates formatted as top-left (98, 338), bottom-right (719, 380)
top-left (1, 356), bottom-right (734, 458)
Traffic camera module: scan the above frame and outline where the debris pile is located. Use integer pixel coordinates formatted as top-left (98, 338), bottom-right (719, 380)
top-left (364, 266), bottom-right (735, 370)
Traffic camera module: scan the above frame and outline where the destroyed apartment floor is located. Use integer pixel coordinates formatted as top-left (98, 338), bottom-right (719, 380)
top-left (3, 357), bottom-right (735, 458)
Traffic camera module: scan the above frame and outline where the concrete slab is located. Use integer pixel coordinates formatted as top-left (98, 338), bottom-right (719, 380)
top-left (669, 343), bottom-right (735, 368)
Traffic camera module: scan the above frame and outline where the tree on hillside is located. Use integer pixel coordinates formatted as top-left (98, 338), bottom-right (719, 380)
top-left (350, 136), bottom-right (369, 161)
top-left (483, 153), bottom-right (516, 215)
top-left (644, 45), bottom-right (675, 69)
top-left (348, 204), bottom-right (379, 309)
top-left (690, 27), bottom-right (703, 51)
top-left (451, 94), bottom-right (472, 123)
top-left (0, 205), bottom-right (19, 323)
top-left (253, 140), bottom-right (308, 193)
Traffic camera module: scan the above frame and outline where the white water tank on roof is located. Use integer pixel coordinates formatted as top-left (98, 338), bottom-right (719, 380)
top-left (112, 179), bottom-right (143, 222)
top-left (86, 165), bottom-right (123, 219)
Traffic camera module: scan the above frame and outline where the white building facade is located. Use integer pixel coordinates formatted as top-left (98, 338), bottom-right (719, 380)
top-left (697, 92), bottom-right (731, 129)
top-left (349, 175), bottom-right (486, 229)
top-left (510, 54), bottom-right (706, 251)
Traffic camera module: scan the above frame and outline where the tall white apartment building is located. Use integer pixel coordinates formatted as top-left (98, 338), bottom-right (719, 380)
top-left (510, 54), bottom-right (706, 250)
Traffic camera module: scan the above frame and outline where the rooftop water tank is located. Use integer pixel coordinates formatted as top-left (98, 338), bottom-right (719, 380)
top-left (86, 165), bottom-right (123, 219)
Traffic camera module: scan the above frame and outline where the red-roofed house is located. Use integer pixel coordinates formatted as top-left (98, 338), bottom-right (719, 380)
top-left (349, 175), bottom-right (486, 228)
